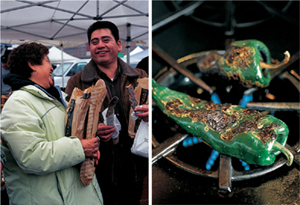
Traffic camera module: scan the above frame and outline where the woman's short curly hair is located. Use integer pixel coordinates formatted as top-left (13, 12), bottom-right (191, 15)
top-left (7, 42), bottom-right (49, 78)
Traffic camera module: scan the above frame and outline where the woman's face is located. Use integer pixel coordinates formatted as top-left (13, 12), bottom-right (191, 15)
top-left (29, 55), bottom-right (54, 89)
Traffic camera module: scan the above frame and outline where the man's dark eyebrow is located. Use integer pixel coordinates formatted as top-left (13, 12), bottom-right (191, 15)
top-left (101, 36), bottom-right (112, 39)
top-left (91, 38), bottom-right (99, 41)
top-left (91, 36), bottom-right (112, 42)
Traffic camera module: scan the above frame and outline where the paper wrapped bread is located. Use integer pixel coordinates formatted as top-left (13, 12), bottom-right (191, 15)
top-left (127, 78), bottom-right (149, 138)
top-left (65, 79), bottom-right (107, 185)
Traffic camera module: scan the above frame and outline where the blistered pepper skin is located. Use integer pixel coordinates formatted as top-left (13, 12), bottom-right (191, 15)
top-left (197, 40), bottom-right (290, 88)
top-left (152, 79), bottom-right (291, 166)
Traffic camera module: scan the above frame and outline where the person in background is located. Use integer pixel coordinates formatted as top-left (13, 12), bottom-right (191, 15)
top-left (136, 56), bottom-right (148, 75)
top-left (0, 42), bottom-right (103, 205)
top-left (1, 51), bottom-right (12, 111)
top-left (65, 21), bottom-right (149, 205)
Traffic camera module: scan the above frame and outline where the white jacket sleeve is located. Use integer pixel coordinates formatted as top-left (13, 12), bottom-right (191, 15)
top-left (1, 92), bottom-right (86, 175)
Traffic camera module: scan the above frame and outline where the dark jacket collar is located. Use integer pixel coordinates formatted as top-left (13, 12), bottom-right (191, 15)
top-left (3, 73), bottom-right (64, 106)
top-left (81, 57), bottom-right (140, 83)
top-left (3, 73), bottom-right (35, 91)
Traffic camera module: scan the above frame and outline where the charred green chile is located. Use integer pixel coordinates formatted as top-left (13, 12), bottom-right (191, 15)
top-left (152, 79), bottom-right (293, 166)
top-left (197, 40), bottom-right (290, 88)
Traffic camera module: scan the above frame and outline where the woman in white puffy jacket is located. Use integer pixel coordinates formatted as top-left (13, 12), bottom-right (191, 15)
top-left (0, 42), bottom-right (103, 205)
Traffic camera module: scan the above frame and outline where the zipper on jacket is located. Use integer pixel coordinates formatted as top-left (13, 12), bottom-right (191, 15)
top-left (55, 173), bottom-right (65, 204)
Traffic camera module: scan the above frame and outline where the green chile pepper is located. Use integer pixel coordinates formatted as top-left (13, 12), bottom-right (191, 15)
top-left (197, 40), bottom-right (290, 88)
top-left (152, 79), bottom-right (293, 166)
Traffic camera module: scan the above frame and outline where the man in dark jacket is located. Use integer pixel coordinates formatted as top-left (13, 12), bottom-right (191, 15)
top-left (65, 21), bottom-right (148, 205)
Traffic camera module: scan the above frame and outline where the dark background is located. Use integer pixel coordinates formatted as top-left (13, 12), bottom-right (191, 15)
top-left (152, 1), bottom-right (299, 204)
top-left (152, 1), bottom-right (299, 76)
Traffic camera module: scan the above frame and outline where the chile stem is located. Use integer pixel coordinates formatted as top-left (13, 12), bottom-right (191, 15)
top-left (273, 141), bottom-right (294, 166)
top-left (260, 51), bottom-right (290, 69)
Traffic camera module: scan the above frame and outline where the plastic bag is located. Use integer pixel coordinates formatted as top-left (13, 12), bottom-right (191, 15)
top-left (102, 108), bottom-right (121, 144)
top-left (130, 110), bottom-right (148, 158)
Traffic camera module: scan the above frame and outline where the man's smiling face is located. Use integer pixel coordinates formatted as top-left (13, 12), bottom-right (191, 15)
top-left (89, 28), bottom-right (121, 67)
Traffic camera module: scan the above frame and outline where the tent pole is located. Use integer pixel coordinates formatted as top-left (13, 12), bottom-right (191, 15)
top-left (60, 42), bottom-right (64, 88)
top-left (126, 23), bottom-right (131, 65)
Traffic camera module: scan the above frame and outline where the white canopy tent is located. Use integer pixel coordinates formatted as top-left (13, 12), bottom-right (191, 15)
top-left (129, 48), bottom-right (148, 60)
top-left (1, 39), bottom-right (86, 49)
top-left (126, 46), bottom-right (144, 56)
top-left (121, 47), bottom-right (148, 67)
top-left (48, 46), bottom-right (79, 64)
top-left (1, 0), bottom-right (149, 63)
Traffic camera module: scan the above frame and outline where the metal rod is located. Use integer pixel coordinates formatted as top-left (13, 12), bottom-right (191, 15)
top-left (114, 0), bottom-right (148, 16)
top-left (280, 72), bottom-right (300, 93)
top-left (270, 51), bottom-right (300, 79)
top-left (100, 0), bottom-right (127, 17)
top-left (129, 24), bottom-right (148, 28)
top-left (255, 0), bottom-right (299, 27)
top-left (152, 43), bottom-right (214, 94)
top-left (17, 0), bottom-right (93, 19)
top-left (131, 31), bottom-right (148, 41)
top-left (232, 158), bottom-right (286, 181)
top-left (1, 1), bottom-right (57, 13)
top-left (285, 144), bottom-right (300, 168)
top-left (1, 19), bottom-right (50, 29)
top-left (246, 102), bottom-right (300, 112)
top-left (96, 0), bottom-right (99, 17)
top-left (152, 1), bottom-right (204, 32)
top-left (51, 1), bottom-right (89, 39)
top-left (102, 14), bottom-right (147, 18)
top-left (126, 23), bottom-right (131, 64)
top-left (152, 133), bottom-right (295, 181)
top-left (224, 1), bottom-right (235, 36)
top-left (52, 20), bottom-right (86, 31)
top-left (218, 154), bottom-right (232, 197)
top-left (49, 31), bottom-right (87, 40)
top-left (152, 134), bottom-right (188, 165)
top-left (4, 27), bottom-right (49, 40)
top-left (60, 44), bottom-right (64, 88)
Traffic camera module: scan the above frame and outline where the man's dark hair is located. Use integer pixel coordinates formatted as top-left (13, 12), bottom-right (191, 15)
top-left (87, 21), bottom-right (119, 44)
